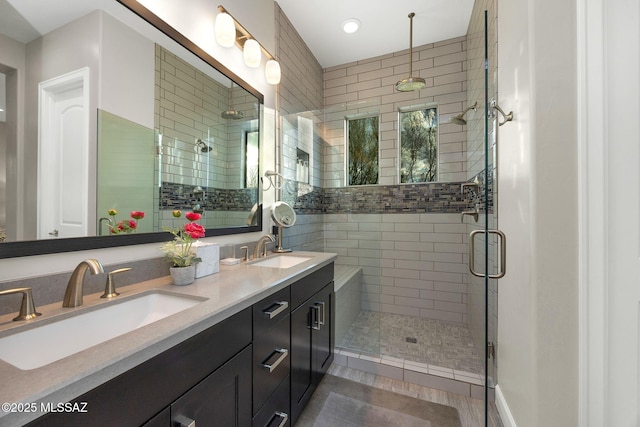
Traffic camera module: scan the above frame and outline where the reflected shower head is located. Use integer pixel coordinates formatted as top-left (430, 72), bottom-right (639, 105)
top-left (450, 101), bottom-right (478, 125)
top-left (221, 109), bottom-right (244, 120)
top-left (195, 138), bottom-right (213, 152)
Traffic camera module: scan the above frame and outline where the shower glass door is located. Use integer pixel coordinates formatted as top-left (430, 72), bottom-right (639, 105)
top-left (464, 3), bottom-right (500, 425)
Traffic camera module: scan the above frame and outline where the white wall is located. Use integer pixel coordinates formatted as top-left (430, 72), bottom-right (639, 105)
top-left (496, 0), bottom-right (579, 425)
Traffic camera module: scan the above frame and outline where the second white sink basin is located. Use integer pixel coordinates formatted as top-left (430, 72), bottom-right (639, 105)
top-left (250, 254), bottom-right (312, 269)
top-left (0, 291), bottom-right (205, 370)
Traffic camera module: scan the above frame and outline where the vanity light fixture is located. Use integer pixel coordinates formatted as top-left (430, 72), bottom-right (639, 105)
top-left (395, 12), bottom-right (426, 92)
top-left (215, 5), bottom-right (281, 84)
top-left (214, 12), bottom-right (236, 47)
top-left (243, 39), bottom-right (261, 68)
top-left (342, 18), bottom-right (361, 34)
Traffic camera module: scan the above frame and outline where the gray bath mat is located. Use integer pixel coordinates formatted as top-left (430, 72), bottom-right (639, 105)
top-left (296, 375), bottom-right (462, 427)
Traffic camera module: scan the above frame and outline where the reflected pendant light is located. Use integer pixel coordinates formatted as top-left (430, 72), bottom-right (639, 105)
top-left (395, 12), bottom-right (426, 92)
top-left (222, 82), bottom-right (244, 120)
top-left (215, 12), bottom-right (236, 48)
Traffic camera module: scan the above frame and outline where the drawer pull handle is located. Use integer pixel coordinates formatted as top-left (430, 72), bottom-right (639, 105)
top-left (315, 301), bottom-right (325, 326)
top-left (261, 348), bottom-right (288, 372)
top-left (175, 415), bottom-right (196, 427)
top-left (309, 305), bottom-right (320, 330)
top-left (266, 411), bottom-right (289, 427)
top-left (263, 301), bottom-right (288, 319)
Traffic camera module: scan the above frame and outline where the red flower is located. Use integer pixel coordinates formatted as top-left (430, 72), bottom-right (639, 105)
top-left (185, 212), bottom-right (201, 222)
top-left (184, 222), bottom-right (205, 239)
top-left (128, 220), bottom-right (137, 229)
top-left (130, 211), bottom-right (145, 220)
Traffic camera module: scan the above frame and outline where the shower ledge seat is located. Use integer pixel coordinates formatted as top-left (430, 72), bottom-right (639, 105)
top-left (334, 265), bottom-right (363, 348)
top-left (334, 265), bottom-right (362, 293)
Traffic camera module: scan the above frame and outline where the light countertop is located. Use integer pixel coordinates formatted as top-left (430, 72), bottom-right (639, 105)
top-left (0, 251), bottom-right (336, 427)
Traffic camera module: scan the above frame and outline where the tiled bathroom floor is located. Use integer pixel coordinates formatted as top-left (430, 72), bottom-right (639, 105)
top-left (338, 311), bottom-right (485, 374)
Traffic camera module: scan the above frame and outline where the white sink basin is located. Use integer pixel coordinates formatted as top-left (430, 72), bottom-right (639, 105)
top-left (0, 291), bottom-right (205, 370)
top-left (250, 254), bottom-right (312, 269)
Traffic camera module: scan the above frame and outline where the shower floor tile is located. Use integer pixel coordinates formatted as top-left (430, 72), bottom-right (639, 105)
top-left (338, 310), bottom-right (484, 374)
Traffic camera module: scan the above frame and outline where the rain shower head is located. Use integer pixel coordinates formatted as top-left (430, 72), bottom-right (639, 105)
top-left (450, 101), bottom-right (478, 125)
top-left (221, 109), bottom-right (244, 120)
top-left (195, 138), bottom-right (213, 152)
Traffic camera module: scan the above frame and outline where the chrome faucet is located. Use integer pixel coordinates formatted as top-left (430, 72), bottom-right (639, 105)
top-left (0, 288), bottom-right (41, 321)
top-left (254, 234), bottom-right (276, 259)
top-left (62, 259), bottom-right (104, 307)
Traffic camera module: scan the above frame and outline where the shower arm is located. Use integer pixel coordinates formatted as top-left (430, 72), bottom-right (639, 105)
top-left (490, 100), bottom-right (514, 126)
top-left (460, 101), bottom-right (478, 117)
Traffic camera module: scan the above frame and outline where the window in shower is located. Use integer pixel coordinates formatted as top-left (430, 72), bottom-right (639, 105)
top-left (346, 115), bottom-right (379, 186)
top-left (399, 105), bottom-right (438, 183)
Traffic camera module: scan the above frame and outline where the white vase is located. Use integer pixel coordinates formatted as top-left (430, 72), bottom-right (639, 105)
top-left (170, 265), bottom-right (196, 286)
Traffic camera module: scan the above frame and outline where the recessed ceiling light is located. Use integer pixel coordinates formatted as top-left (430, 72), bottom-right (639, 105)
top-left (342, 18), bottom-right (361, 34)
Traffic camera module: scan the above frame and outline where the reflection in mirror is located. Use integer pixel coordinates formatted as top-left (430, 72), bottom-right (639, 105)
top-left (0, 0), bottom-right (263, 257)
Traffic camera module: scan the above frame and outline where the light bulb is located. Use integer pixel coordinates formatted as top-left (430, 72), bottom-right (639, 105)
top-left (215, 12), bottom-right (236, 48)
top-left (243, 39), bottom-right (261, 68)
top-left (265, 59), bottom-right (281, 85)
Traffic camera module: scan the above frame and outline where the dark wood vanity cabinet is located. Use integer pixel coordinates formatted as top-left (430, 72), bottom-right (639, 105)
top-left (290, 264), bottom-right (335, 426)
top-left (27, 307), bottom-right (253, 427)
top-left (27, 262), bottom-right (334, 427)
top-left (252, 286), bottom-right (291, 426)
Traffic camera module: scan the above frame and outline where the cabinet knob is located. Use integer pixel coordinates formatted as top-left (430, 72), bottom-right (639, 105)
top-left (175, 415), bottom-right (196, 427)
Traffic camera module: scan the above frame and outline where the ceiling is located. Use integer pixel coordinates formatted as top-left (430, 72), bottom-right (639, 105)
top-left (1, 0), bottom-right (475, 67)
top-left (275, 0), bottom-right (475, 68)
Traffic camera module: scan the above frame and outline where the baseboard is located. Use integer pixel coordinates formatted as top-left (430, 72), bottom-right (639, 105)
top-left (495, 385), bottom-right (517, 427)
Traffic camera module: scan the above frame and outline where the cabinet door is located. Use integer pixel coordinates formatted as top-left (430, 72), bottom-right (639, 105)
top-left (172, 345), bottom-right (252, 427)
top-left (289, 282), bottom-right (335, 425)
top-left (312, 282), bottom-right (334, 383)
top-left (290, 300), bottom-right (314, 425)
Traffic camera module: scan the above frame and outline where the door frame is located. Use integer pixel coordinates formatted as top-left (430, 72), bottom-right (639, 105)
top-left (578, 0), bottom-right (639, 424)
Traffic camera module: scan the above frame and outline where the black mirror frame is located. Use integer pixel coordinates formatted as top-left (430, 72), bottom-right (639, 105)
top-left (0, 0), bottom-right (263, 259)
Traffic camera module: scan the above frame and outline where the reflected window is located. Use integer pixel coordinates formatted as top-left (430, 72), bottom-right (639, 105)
top-left (347, 115), bottom-right (379, 186)
top-left (399, 106), bottom-right (438, 183)
top-left (244, 131), bottom-right (259, 188)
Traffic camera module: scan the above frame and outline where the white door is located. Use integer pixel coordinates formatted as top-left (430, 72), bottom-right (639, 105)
top-left (38, 68), bottom-right (90, 239)
top-left (582, 0), bottom-right (640, 425)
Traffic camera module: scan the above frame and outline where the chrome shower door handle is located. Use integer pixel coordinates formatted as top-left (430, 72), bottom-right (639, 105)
top-left (469, 229), bottom-right (506, 278)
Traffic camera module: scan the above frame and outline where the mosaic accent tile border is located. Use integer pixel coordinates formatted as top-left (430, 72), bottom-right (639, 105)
top-left (282, 169), bottom-right (494, 215)
top-left (160, 182), bottom-right (257, 211)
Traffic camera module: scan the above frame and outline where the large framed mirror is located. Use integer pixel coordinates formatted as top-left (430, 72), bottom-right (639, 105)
top-left (0, 0), bottom-right (263, 258)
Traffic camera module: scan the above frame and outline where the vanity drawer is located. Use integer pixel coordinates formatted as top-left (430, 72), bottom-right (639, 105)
top-left (253, 313), bottom-right (290, 415)
top-left (290, 263), bottom-right (334, 309)
top-left (252, 375), bottom-right (290, 427)
top-left (253, 286), bottom-right (290, 336)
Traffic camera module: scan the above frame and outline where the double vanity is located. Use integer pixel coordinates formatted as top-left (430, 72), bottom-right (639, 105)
top-left (0, 251), bottom-right (336, 427)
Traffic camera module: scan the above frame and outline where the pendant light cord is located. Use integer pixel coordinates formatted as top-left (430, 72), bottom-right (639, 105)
top-left (408, 12), bottom-right (415, 76)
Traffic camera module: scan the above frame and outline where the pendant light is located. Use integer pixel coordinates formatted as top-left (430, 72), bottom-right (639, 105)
top-left (395, 12), bottom-right (426, 92)
top-left (222, 82), bottom-right (244, 120)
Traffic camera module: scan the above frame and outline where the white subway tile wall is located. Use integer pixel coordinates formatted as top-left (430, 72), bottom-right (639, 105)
top-left (322, 36), bottom-right (469, 186)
